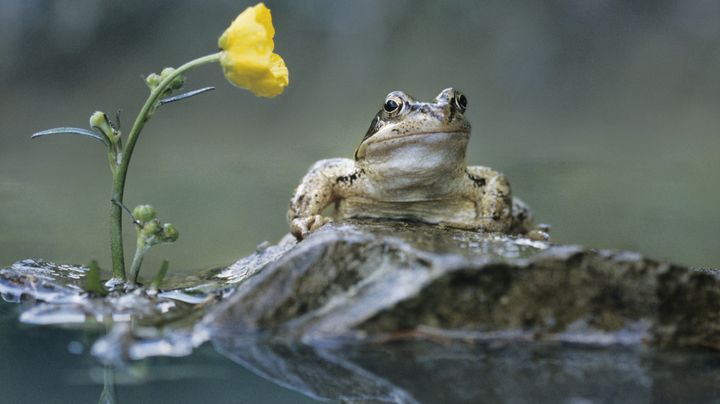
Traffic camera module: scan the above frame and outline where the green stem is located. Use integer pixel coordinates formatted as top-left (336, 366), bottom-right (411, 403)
top-left (108, 52), bottom-right (221, 280)
top-left (151, 260), bottom-right (170, 291)
top-left (129, 243), bottom-right (149, 285)
top-left (110, 173), bottom-right (125, 279)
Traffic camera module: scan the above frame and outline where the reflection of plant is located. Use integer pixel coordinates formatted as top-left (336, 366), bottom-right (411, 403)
top-left (32, 3), bottom-right (288, 286)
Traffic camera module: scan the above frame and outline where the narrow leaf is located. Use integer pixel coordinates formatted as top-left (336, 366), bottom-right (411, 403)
top-left (160, 87), bottom-right (215, 105)
top-left (86, 260), bottom-right (109, 297)
top-left (111, 199), bottom-right (141, 226)
top-left (31, 127), bottom-right (110, 147)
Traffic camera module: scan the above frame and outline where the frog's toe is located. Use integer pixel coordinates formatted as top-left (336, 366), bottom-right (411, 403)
top-left (308, 215), bottom-right (333, 232)
top-left (291, 215), bottom-right (332, 240)
top-left (290, 217), bottom-right (311, 240)
top-left (527, 229), bottom-right (550, 242)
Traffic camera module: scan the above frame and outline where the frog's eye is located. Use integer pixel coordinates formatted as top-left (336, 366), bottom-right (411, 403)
top-left (453, 92), bottom-right (467, 112)
top-left (383, 96), bottom-right (403, 115)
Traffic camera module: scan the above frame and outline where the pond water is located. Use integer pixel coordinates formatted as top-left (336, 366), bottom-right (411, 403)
top-left (1, 1), bottom-right (719, 403)
top-left (3, 298), bottom-right (720, 404)
top-left (0, 303), bottom-right (319, 404)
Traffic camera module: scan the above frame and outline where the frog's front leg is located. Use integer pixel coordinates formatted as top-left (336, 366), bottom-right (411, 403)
top-left (464, 165), bottom-right (513, 233)
top-left (288, 158), bottom-right (358, 239)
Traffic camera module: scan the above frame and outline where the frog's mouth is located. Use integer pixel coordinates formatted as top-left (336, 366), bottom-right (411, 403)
top-left (370, 130), bottom-right (469, 144)
top-left (355, 130), bottom-right (469, 160)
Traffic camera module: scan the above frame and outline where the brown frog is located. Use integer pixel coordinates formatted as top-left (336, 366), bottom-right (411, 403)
top-left (288, 88), bottom-right (547, 240)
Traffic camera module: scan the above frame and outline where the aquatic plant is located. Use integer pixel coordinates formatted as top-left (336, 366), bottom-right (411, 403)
top-left (31, 3), bottom-right (288, 286)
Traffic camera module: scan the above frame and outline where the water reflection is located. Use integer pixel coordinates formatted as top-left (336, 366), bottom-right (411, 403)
top-left (0, 302), bottom-right (319, 403)
top-left (213, 333), bottom-right (720, 403)
top-left (0, 260), bottom-right (321, 403)
top-left (98, 366), bottom-right (118, 404)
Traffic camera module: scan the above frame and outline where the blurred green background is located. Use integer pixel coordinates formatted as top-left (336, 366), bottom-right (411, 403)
top-left (1, 0), bottom-right (719, 275)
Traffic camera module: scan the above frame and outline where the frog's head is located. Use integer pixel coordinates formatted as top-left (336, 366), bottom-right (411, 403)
top-left (354, 88), bottom-right (471, 176)
top-left (355, 88), bottom-right (470, 164)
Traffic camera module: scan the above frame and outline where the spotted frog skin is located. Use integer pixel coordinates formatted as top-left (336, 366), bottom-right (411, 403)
top-left (288, 88), bottom-right (544, 240)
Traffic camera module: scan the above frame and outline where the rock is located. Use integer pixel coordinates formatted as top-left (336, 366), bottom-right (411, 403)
top-left (206, 220), bottom-right (720, 402)
top-left (0, 236), bottom-right (299, 365)
top-left (206, 219), bottom-right (720, 349)
top-left (5, 220), bottom-right (719, 402)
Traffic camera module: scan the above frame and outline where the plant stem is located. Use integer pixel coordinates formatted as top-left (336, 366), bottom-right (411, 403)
top-left (151, 260), bottom-right (170, 291)
top-left (108, 52), bottom-right (221, 280)
top-left (129, 244), bottom-right (148, 285)
top-left (109, 173), bottom-right (125, 279)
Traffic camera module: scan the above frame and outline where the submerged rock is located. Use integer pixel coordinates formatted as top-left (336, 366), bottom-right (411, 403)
top-left (206, 219), bottom-right (720, 349)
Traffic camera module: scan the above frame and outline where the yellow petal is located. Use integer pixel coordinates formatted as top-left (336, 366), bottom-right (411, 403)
top-left (253, 53), bottom-right (289, 97)
top-left (253, 3), bottom-right (275, 39)
top-left (218, 3), bottom-right (288, 98)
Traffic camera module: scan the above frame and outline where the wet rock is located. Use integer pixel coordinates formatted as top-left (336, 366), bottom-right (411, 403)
top-left (0, 259), bottom-right (217, 326)
top-left (0, 259), bottom-right (226, 363)
top-left (0, 234), bottom-right (299, 364)
top-left (207, 220), bottom-right (720, 349)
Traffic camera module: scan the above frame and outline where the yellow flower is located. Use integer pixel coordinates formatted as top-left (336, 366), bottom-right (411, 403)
top-left (218, 3), bottom-right (289, 98)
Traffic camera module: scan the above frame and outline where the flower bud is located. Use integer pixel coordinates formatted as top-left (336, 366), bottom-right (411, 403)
top-left (89, 111), bottom-right (107, 128)
top-left (160, 67), bottom-right (185, 90)
top-left (162, 223), bottom-right (179, 242)
top-left (132, 204), bottom-right (157, 223)
top-left (89, 111), bottom-right (112, 135)
top-left (141, 219), bottom-right (161, 238)
top-left (160, 67), bottom-right (175, 78)
top-left (145, 73), bottom-right (161, 89)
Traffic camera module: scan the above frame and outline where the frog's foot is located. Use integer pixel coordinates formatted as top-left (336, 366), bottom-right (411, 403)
top-left (527, 229), bottom-right (550, 241)
top-left (480, 217), bottom-right (513, 233)
top-left (437, 220), bottom-right (475, 231)
top-left (290, 215), bottom-right (333, 240)
top-left (525, 223), bottom-right (551, 241)
top-left (438, 217), bottom-right (509, 234)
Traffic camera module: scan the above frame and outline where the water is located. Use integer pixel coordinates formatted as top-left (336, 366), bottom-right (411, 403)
top-left (0, 255), bottom-right (321, 403)
top-left (2, 300), bottom-right (720, 403)
top-left (213, 336), bottom-right (720, 403)
top-left (0, 304), bottom-right (318, 404)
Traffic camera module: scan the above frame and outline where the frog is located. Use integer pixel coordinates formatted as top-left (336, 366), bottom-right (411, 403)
top-left (287, 88), bottom-right (547, 240)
